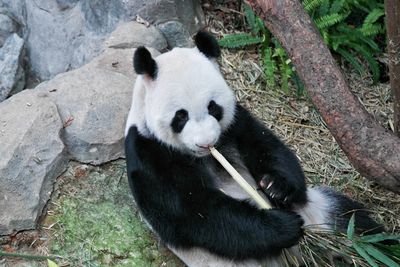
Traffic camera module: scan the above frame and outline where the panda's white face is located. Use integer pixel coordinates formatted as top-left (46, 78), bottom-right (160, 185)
top-left (127, 47), bottom-right (236, 157)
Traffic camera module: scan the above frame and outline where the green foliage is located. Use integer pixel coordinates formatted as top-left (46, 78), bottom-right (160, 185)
top-left (218, 4), bottom-right (302, 95)
top-left (307, 0), bottom-right (385, 83)
top-left (218, 0), bottom-right (386, 94)
top-left (347, 214), bottom-right (400, 267)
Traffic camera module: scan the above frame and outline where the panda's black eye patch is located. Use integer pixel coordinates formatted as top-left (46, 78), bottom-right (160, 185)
top-left (208, 100), bottom-right (223, 121)
top-left (171, 109), bottom-right (189, 133)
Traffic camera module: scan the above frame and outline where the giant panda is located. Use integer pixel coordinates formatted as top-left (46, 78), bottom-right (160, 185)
top-left (124, 31), bottom-right (385, 267)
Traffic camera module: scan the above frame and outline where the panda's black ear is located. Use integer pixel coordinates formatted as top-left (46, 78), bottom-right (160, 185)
top-left (194, 31), bottom-right (221, 58)
top-left (133, 46), bottom-right (158, 79)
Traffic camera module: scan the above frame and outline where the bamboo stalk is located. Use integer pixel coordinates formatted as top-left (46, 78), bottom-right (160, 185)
top-left (209, 147), bottom-right (272, 209)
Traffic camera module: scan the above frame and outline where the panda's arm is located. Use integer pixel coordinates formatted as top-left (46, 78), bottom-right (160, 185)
top-left (227, 104), bottom-right (307, 207)
top-left (130, 168), bottom-right (303, 260)
top-left (125, 127), bottom-right (303, 260)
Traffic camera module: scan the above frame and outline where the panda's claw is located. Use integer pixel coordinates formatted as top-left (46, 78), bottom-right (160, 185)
top-left (267, 181), bottom-right (274, 190)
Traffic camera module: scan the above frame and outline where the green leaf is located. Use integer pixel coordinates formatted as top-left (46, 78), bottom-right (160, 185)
top-left (47, 259), bottom-right (59, 267)
top-left (315, 13), bottom-right (349, 30)
top-left (329, 0), bottom-right (346, 14)
top-left (303, 0), bottom-right (324, 13)
top-left (292, 72), bottom-right (305, 97)
top-left (347, 213), bottom-right (356, 240)
top-left (350, 42), bottom-right (380, 82)
top-left (363, 8), bottom-right (385, 26)
top-left (376, 244), bottom-right (400, 258)
top-left (353, 242), bottom-right (379, 267)
top-left (218, 34), bottom-right (263, 48)
top-left (364, 244), bottom-right (400, 267)
top-left (243, 3), bottom-right (257, 34)
top-left (263, 47), bottom-right (277, 88)
top-left (336, 48), bottom-right (365, 77)
top-left (361, 234), bottom-right (400, 243)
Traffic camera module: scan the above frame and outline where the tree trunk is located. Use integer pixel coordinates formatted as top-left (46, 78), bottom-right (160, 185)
top-left (385, 0), bottom-right (400, 137)
top-left (246, 0), bottom-right (400, 193)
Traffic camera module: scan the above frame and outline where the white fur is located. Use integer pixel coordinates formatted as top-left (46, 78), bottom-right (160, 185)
top-left (125, 47), bottom-right (236, 156)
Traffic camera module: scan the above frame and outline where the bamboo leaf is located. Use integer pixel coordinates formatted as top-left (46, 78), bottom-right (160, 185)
top-left (364, 244), bottom-right (400, 267)
top-left (361, 233), bottom-right (400, 243)
top-left (347, 213), bottom-right (356, 240)
top-left (353, 242), bottom-right (379, 267)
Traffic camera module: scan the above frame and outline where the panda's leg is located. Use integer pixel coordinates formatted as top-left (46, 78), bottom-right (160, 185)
top-left (295, 187), bottom-right (385, 234)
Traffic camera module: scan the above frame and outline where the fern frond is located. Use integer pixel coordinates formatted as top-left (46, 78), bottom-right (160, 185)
top-left (317, 0), bottom-right (330, 17)
top-left (361, 24), bottom-right (384, 37)
top-left (243, 4), bottom-right (258, 34)
top-left (336, 48), bottom-right (365, 76)
top-left (218, 34), bottom-right (263, 48)
top-left (315, 13), bottom-right (349, 30)
top-left (292, 72), bottom-right (305, 97)
top-left (303, 0), bottom-right (324, 13)
top-left (357, 33), bottom-right (381, 51)
top-left (363, 8), bottom-right (385, 26)
top-left (279, 61), bottom-right (293, 93)
top-left (349, 42), bottom-right (380, 82)
top-left (330, 0), bottom-right (346, 14)
top-left (263, 47), bottom-right (277, 88)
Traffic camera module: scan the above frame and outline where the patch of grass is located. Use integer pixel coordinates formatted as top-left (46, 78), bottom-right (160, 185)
top-left (46, 161), bottom-right (183, 267)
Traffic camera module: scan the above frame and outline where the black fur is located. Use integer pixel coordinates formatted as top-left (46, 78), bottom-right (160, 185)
top-left (208, 100), bottom-right (224, 121)
top-left (321, 187), bottom-right (385, 234)
top-left (194, 31), bottom-right (221, 58)
top-left (221, 104), bottom-right (308, 208)
top-left (125, 124), bottom-right (304, 260)
top-left (133, 46), bottom-right (158, 79)
top-left (171, 109), bottom-right (189, 133)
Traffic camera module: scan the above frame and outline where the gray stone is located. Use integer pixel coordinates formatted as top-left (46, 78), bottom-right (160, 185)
top-left (0, 33), bottom-right (25, 102)
top-left (137, 0), bottom-right (205, 35)
top-left (0, 13), bottom-right (18, 47)
top-left (0, 90), bottom-right (68, 235)
top-left (1, 0), bottom-right (205, 81)
top-left (35, 66), bottom-right (133, 165)
top-left (105, 21), bottom-right (168, 51)
top-left (33, 46), bottom-right (159, 165)
top-left (157, 20), bottom-right (194, 48)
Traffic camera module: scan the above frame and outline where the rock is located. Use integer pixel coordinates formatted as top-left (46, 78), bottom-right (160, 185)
top-left (0, 33), bottom-right (25, 102)
top-left (157, 21), bottom-right (194, 48)
top-left (105, 21), bottom-right (168, 51)
top-left (137, 0), bottom-right (205, 35)
top-left (33, 46), bottom-right (160, 165)
top-left (0, 90), bottom-right (68, 235)
top-left (0, 13), bottom-right (18, 47)
top-left (1, 0), bottom-right (205, 81)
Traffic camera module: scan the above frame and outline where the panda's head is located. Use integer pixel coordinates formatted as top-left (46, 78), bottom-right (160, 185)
top-left (127, 31), bottom-right (236, 157)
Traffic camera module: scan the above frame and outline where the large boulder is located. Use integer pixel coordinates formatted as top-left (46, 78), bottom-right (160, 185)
top-left (0, 90), bottom-right (68, 235)
top-left (1, 0), bottom-right (204, 81)
top-left (34, 47), bottom-right (159, 165)
top-left (35, 67), bottom-right (132, 165)
top-left (0, 33), bottom-right (25, 102)
top-left (0, 12), bottom-right (19, 47)
top-left (105, 21), bottom-right (168, 51)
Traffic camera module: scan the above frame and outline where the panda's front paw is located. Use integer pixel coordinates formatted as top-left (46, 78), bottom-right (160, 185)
top-left (259, 174), bottom-right (307, 208)
top-left (268, 209), bottom-right (304, 248)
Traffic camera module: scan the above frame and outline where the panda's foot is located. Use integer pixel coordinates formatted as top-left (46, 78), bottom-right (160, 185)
top-left (259, 174), bottom-right (307, 208)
